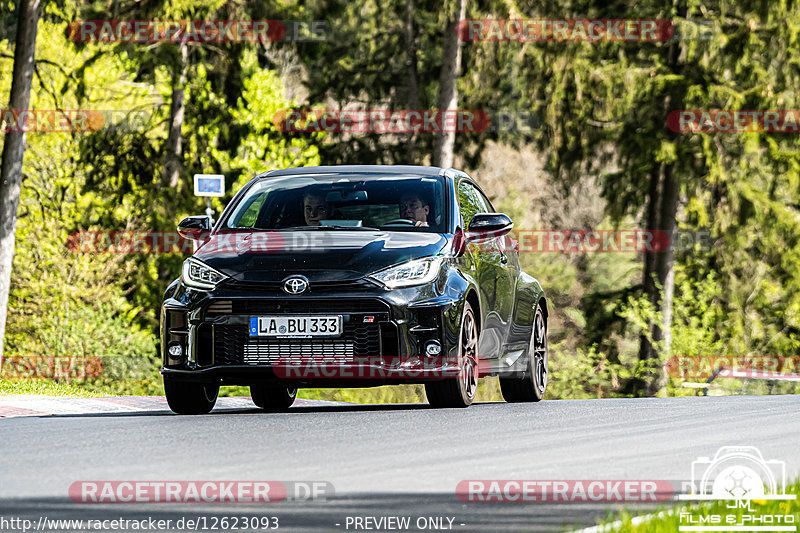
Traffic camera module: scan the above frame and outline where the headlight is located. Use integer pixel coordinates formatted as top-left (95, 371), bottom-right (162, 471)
top-left (181, 258), bottom-right (228, 290)
top-left (369, 256), bottom-right (443, 289)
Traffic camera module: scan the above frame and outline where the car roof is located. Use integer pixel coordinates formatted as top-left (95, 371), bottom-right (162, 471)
top-left (260, 165), bottom-right (446, 178)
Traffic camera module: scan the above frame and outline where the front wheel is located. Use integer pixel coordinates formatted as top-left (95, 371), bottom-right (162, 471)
top-left (425, 301), bottom-right (479, 408)
top-left (500, 306), bottom-right (547, 402)
top-left (251, 383), bottom-right (297, 410)
top-left (164, 378), bottom-right (219, 414)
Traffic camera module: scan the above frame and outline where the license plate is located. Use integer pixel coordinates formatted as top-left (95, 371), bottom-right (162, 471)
top-left (249, 316), bottom-right (342, 337)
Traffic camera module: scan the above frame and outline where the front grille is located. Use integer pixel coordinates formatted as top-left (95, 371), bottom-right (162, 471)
top-left (214, 321), bottom-right (382, 365)
top-left (243, 342), bottom-right (355, 364)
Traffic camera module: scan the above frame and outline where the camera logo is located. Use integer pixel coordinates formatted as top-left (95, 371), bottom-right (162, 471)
top-left (680, 446), bottom-right (795, 501)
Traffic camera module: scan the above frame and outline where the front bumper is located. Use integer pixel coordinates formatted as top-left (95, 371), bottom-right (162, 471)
top-left (160, 281), bottom-right (463, 386)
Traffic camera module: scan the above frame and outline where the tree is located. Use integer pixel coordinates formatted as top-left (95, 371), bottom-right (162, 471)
top-left (297, 0), bottom-right (486, 167)
top-left (404, 0), bottom-right (420, 162)
top-left (0, 0), bottom-right (41, 364)
top-left (164, 37), bottom-right (188, 189)
top-left (432, 0), bottom-right (466, 168)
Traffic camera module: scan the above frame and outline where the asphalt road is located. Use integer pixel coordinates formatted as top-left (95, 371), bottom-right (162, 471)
top-left (1, 395), bottom-right (798, 532)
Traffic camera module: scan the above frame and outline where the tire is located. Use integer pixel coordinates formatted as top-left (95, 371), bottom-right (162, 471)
top-left (251, 383), bottom-right (297, 410)
top-left (163, 378), bottom-right (219, 414)
top-left (425, 301), bottom-right (479, 408)
top-left (500, 306), bottom-right (547, 402)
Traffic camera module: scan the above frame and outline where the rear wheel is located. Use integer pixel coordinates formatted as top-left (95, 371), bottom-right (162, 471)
top-left (425, 301), bottom-right (479, 408)
top-left (500, 306), bottom-right (547, 402)
top-left (251, 383), bottom-right (297, 410)
top-left (163, 378), bottom-right (219, 414)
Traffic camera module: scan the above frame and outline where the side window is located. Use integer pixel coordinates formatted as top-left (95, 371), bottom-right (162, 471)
top-left (476, 188), bottom-right (495, 213)
top-left (231, 193), bottom-right (267, 228)
top-left (457, 181), bottom-right (490, 227)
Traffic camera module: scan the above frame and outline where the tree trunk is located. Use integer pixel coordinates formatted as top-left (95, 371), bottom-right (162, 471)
top-left (634, 161), bottom-right (679, 397)
top-left (432, 0), bottom-right (466, 169)
top-left (625, 0), bottom-right (687, 397)
top-left (0, 0), bottom-right (41, 365)
top-left (656, 163), bottom-right (679, 357)
top-left (404, 0), bottom-right (420, 163)
top-left (164, 39), bottom-right (188, 189)
top-left (630, 164), bottom-right (662, 395)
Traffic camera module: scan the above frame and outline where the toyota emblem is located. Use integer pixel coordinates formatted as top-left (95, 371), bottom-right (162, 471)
top-left (283, 275), bottom-right (309, 295)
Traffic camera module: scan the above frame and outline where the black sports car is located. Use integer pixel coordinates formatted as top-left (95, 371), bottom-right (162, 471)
top-left (160, 165), bottom-right (548, 413)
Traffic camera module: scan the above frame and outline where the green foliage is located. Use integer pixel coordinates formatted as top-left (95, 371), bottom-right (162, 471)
top-left (478, 0), bottom-right (800, 396)
top-left (220, 51), bottom-right (321, 191)
top-left (670, 269), bottom-right (726, 360)
top-left (4, 205), bottom-right (159, 394)
top-left (547, 343), bottom-right (616, 399)
top-left (0, 379), bottom-right (105, 396)
top-left (1, 5), bottom-right (318, 397)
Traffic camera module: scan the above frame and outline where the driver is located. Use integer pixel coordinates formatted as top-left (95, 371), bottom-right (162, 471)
top-left (398, 193), bottom-right (429, 227)
top-left (303, 192), bottom-right (330, 226)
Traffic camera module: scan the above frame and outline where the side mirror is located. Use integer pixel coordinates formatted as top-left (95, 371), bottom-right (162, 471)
top-left (467, 213), bottom-right (513, 241)
top-left (177, 215), bottom-right (212, 240)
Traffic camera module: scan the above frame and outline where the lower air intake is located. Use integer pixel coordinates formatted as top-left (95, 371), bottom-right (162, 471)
top-left (243, 342), bottom-right (355, 364)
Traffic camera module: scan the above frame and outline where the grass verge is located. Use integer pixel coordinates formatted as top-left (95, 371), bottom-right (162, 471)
top-left (587, 479), bottom-right (799, 532)
top-left (0, 378), bottom-right (104, 397)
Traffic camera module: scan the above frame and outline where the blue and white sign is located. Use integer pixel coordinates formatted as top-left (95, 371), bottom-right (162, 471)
top-left (193, 174), bottom-right (225, 197)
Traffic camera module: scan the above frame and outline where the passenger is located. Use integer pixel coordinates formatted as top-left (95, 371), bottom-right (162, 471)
top-left (303, 192), bottom-right (330, 226)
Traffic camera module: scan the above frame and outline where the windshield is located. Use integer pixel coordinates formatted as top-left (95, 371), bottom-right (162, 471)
top-left (224, 174), bottom-right (446, 232)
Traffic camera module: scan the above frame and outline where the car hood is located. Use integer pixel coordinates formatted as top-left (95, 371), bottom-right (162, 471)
top-left (193, 230), bottom-right (448, 283)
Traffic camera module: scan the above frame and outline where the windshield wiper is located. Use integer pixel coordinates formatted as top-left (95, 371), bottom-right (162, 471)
top-left (281, 225), bottom-right (382, 231)
top-left (326, 225), bottom-right (382, 231)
